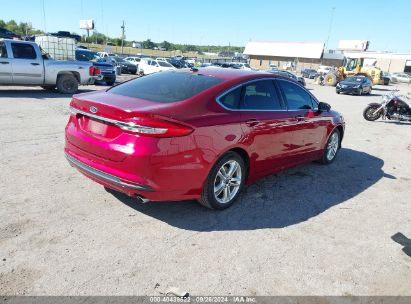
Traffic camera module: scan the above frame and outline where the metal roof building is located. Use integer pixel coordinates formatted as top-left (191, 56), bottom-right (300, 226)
top-left (244, 41), bottom-right (325, 59)
top-left (244, 40), bottom-right (343, 71)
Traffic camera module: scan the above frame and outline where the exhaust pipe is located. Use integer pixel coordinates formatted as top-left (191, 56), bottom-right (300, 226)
top-left (136, 195), bottom-right (150, 204)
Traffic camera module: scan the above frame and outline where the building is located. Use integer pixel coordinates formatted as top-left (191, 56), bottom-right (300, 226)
top-left (244, 41), bottom-right (344, 71)
top-left (244, 40), bottom-right (411, 73)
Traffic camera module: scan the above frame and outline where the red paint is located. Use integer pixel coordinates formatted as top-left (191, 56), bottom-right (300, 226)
top-left (65, 68), bottom-right (344, 202)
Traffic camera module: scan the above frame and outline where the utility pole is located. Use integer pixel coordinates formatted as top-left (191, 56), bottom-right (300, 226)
top-left (121, 20), bottom-right (125, 54)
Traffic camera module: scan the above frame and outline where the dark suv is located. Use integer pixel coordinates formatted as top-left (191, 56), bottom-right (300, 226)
top-left (75, 49), bottom-right (116, 86)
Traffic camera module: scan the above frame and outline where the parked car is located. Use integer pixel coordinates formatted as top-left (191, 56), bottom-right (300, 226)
top-left (0, 39), bottom-right (100, 93)
top-left (382, 72), bottom-right (391, 85)
top-left (230, 62), bottom-right (254, 71)
top-left (391, 73), bottom-right (411, 84)
top-left (65, 68), bottom-right (344, 209)
top-left (49, 31), bottom-right (81, 42)
top-left (336, 76), bottom-right (372, 95)
top-left (0, 28), bottom-right (21, 39)
top-left (75, 49), bottom-right (116, 86)
top-left (97, 52), bottom-right (116, 58)
top-left (101, 56), bottom-right (137, 74)
top-left (138, 58), bottom-right (176, 75)
top-left (266, 69), bottom-right (306, 86)
top-left (317, 65), bottom-right (333, 74)
top-left (124, 56), bottom-right (141, 68)
top-left (301, 68), bottom-right (319, 79)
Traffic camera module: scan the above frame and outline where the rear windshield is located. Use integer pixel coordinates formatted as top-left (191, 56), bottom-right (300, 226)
top-left (108, 71), bottom-right (224, 103)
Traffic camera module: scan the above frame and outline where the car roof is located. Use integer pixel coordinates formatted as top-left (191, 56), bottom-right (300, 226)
top-left (174, 67), bottom-right (286, 82)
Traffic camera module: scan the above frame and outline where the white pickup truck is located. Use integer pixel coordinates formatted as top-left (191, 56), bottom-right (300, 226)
top-left (0, 39), bottom-right (101, 93)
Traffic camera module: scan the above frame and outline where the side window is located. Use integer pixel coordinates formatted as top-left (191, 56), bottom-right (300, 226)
top-left (11, 43), bottom-right (37, 59)
top-left (150, 61), bottom-right (157, 66)
top-left (277, 80), bottom-right (314, 110)
top-left (0, 42), bottom-right (8, 58)
top-left (241, 80), bottom-right (282, 110)
top-left (219, 86), bottom-right (242, 109)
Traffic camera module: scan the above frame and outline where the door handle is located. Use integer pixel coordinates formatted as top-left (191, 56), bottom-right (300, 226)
top-left (0, 61), bottom-right (9, 64)
top-left (245, 119), bottom-right (260, 127)
top-left (30, 63), bottom-right (40, 66)
top-left (295, 115), bottom-right (306, 121)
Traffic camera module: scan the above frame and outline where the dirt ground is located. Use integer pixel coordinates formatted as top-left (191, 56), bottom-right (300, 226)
top-left (0, 77), bottom-right (410, 296)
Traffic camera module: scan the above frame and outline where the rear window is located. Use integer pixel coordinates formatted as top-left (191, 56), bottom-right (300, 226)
top-left (108, 71), bottom-right (224, 103)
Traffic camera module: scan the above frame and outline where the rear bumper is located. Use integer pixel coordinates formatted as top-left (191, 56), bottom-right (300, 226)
top-left (65, 152), bottom-right (152, 192)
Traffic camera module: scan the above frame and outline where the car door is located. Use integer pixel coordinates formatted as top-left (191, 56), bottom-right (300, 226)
top-left (276, 79), bottom-right (328, 163)
top-left (238, 79), bottom-right (299, 176)
top-left (10, 42), bottom-right (43, 84)
top-left (0, 41), bottom-right (13, 84)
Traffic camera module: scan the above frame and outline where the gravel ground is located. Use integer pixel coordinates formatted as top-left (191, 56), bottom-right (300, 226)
top-left (0, 78), bottom-right (410, 296)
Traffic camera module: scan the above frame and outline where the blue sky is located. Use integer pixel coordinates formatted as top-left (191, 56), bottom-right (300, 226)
top-left (3, 0), bottom-right (411, 52)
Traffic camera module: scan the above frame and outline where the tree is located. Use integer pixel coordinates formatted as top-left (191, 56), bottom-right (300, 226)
top-left (0, 19), bottom-right (6, 29)
top-left (141, 39), bottom-right (156, 49)
top-left (160, 40), bottom-right (173, 51)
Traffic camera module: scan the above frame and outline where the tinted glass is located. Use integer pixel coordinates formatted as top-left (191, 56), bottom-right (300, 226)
top-left (0, 42), bottom-right (7, 58)
top-left (241, 80), bottom-right (282, 110)
top-left (219, 86), bottom-right (242, 109)
top-left (158, 61), bottom-right (172, 67)
top-left (76, 50), bottom-right (99, 61)
top-left (277, 80), bottom-right (314, 110)
top-left (108, 71), bottom-right (224, 103)
top-left (11, 43), bottom-right (36, 59)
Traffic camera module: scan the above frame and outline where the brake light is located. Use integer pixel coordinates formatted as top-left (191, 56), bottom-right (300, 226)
top-left (119, 117), bottom-right (193, 138)
top-left (89, 66), bottom-right (101, 76)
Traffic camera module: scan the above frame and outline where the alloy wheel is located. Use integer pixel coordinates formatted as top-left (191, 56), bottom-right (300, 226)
top-left (326, 132), bottom-right (339, 161)
top-left (213, 160), bottom-right (242, 204)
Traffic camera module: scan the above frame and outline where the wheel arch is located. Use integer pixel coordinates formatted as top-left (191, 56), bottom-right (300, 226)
top-left (57, 71), bottom-right (81, 83)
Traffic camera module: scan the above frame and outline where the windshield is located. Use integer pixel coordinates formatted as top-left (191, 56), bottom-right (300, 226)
top-left (345, 77), bottom-right (364, 83)
top-left (108, 71), bottom-right (224, 103)
top-left (114, 57), bottom-right (125, 62)
top-left (76, 50), bottom-right (100, 62)
top-left (158, 61), bottom-right (173, 67)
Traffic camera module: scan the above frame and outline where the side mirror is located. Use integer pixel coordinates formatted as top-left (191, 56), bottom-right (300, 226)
top-left (318, 102), bottom-right (331, 112)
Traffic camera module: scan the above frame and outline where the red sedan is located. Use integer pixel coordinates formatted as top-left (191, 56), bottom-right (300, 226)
top-left (65, 68), bottom-right (344, 210)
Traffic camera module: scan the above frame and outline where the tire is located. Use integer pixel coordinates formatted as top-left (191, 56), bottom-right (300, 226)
top-left (363, 105), bottom-right (382, 121)
top-left (324, 74), bottom-right (337, 86)
top-left (41, 85), bottom-right (55, 91)
top-left (106, 81), bottom-right (115, 86)
top-left (56, 74), bottom-right (79, 94)
top-left (319, 129), bottom-right (341, 164)
top-left (198, 151), bottom-right (246, 210)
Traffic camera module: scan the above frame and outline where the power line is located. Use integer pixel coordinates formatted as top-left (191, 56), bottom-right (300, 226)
top-left (325, 6), bottom-right (336, 50)
top-left (42, 0), bottom-right (47, 32)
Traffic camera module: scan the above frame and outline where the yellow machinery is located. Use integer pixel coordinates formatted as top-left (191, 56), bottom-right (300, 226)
top-left (324, 57), bottom-right (384, 86)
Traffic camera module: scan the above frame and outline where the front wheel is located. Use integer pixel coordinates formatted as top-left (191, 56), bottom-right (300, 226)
top-left (363, 106), bottom-right (382, 121)
top-left (319, 129), bottom-right (340, 164)
top-left (198, 152), bottom-right (245, 210)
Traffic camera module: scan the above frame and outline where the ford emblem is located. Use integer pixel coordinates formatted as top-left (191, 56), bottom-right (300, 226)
top-left (90, 106), bottom-right (97, 114)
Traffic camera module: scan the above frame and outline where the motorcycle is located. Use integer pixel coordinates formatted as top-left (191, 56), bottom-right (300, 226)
top-left (363, 90), bottom-right (411, 122)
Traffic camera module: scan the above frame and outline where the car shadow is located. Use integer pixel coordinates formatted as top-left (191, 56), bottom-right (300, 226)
top-left (0, 88), bottom-right (100, 99)
top-left (107, 148), bottom-right (392, 231)
top-left (375, 120), bottom-right (411, 126)
top-left (372, 87), bottom-right (394, 92)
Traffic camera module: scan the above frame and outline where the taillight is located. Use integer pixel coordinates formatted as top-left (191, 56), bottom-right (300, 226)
top-left (118, 117), bottom-right (193, 138)
top-left (89, 66), bottom-right (101, 76)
